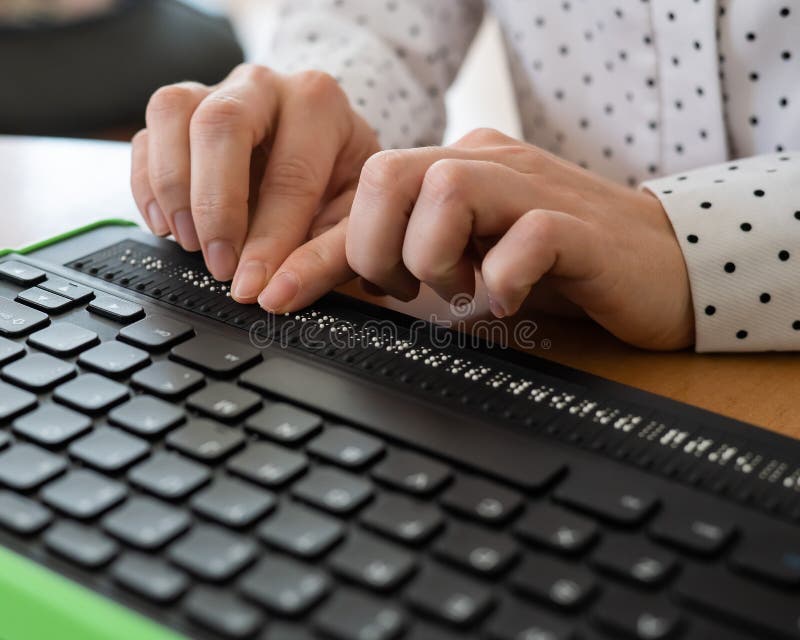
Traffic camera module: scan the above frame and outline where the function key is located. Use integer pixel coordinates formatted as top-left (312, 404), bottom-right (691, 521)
top-left (0, 379), bottom-right (37, 420)
top-left (329, 529), bottom-right (416, 591)
top-left (731, 526), bottom-right (800, 587)
top-left (514, 503), bottom-right (599, 555)
top-left (592, 535), bottom-right (678, 587)
top-left (128, 451), bottom-right (210, 500)
top-left (102, 496), bottom-right (190, 550)
top-left (2, 353), bottom-right (75, 391)
top-left (239, 554), bottom-right (330, 616)
top-left (650, 510), bottom-right (736, 556)
top-left (27, 322), bottom-right (98, 356)
top-left (0, 490), bottom-right (52, 534)
top-left (405, 563), bottom-right (493, 627)
top-left (12, 404), bottom-right (91, 446)
top-left (186, 382), bottom-right (261, 422)
top-left (486, 596), bottom-right (577, 640)
top-left (593, 587), bottom-right (683, 640)
top-left (88, 294), bottom-right (143, 323)
top-left (511, 552), bottom-right (597, 610)
top-left (131, 361), bottom-right (204, 399)
top-left (108, 395), bottom-right (184, 437)
top-left (314, 590), bottom-right (406, 640)
top-left (0, 443), bottom-right (65, 490)
top-left (16, 287), bottom-right (73, 313)
top-left (0, 296), bottom-right (49, 338)
top-left (112, 552), bottom-right (188, 603)
top-left (78, 341), bottom-right (150, 378)
top-left (170, 334), bottom-right (261, 377)
top-left (245, 402), bottom-right (322, 444)
top-left (440, 475), bottom-right (523, 525)
top-left (258, 503), bottom-right (343, 558)
top-left (292, 466), bottom-right (373, 515)
top-left (184, 585), bottom-right (264, 639)
top-left (0, 261), bottom-right (45, 286)
top-left (68, 426), bottom-right (149, 472)
top-left (191, 477), bottom-right (275, 528)
top-left (0, 336), bottom-right (25, 367)
top-left (168, 523), bottom-right (257, 581)
top-left (44, 521), bottom-right (118, 569)
top-left (54, 373), bottom-right (129, 413)
top-left (554, 474), bottom-right (659, 526)
top-left (307, 425), bottom-right (385, 469)
top-left (433, 523), bottom-right (519, 577)
top-left (166, 418), bottom-right (245, 462)
top-left (371, 450), bottom-right (452, 496)
top-left (118, 315), bottom-right (193, 351)
top-left (38, 276), bottom-right (94, 304)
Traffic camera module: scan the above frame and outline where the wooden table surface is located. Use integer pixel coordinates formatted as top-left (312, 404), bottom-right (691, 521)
top-left (2, 135), bottom-right (798, 438)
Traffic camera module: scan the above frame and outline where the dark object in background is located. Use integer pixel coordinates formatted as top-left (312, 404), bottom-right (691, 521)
top-left (0, 0), bottom-right (243, 135)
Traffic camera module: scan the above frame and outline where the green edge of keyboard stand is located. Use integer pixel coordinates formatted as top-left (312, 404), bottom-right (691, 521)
top-left (0, 218), bottom-right (139, 257)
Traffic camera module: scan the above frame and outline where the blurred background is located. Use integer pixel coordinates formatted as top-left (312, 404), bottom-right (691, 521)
top-left (0, 0), bottom-right (521, 143)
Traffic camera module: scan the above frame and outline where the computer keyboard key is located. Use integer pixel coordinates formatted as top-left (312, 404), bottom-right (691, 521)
top-left (88, 294), bottom-right (144, 323)
top-left (554, 474), bottom-right (659, 526)
top-left (131, 361), bottom-right (204, 399)
top-left (102, 496), bottom-right (190, 549)
top-left (0, 296), bottom-right (49, 337)
top-left (191, 477), bottom-right (275, 528)
top-left (69, 426), bottom-right (149, 472)
top-left (0, 443), bottom-right (66, 490)
top-left (511, 553), bottom-right (597, 610)
top-left (16, 287), bottom-right (72, 313)
top-left (592, 535), bottom-right (678, 587)
top-left (42, 469), bottom-right (127, 519)
top-left (54, 373), bottom-right (129, 413)
top-left (27, 322), bottom-right (98, 356)
top-left (649, 510), bottom-right (736, 556)
top-left (292, 467), bottom-right (373, 515)
top-left (731, 527), bottom-right (800, 586)
top-left (0, 336), bottom-right (25, 366)
top-left (170, 334), bottom-right (261, 377)
top-left (112, 552), bottom-right (188, 603)
top-left (314, 590), bottom-right (406, 640)
top-left (227, 442), bottom-right (308, 488)
top-left (169, 524), bottom-right (257, 581)
top-left (0, 490), bottom-right (52, 534)
top-left (184, 586), bottom-right (264, 640)
top-left (329, 529), bottom-right (416, 591)
top-left (109, 395), bottom-right (185, 437)
top-left (2, 352), bottom-right (75, 391)
top-left (514, 503), bottom-right (599, 555)
top-left (258, 503), bottom-right (344, 558)
top-left (44, 521), bottom-right (118, 568)
top-left (262, 622), bottom-right (315, 640)
top-left (118, 315), bottom-right (193, 351)
top-left (129, 452), bottom-right (210, 499)
top-left (433, 523), bottom-right (519, 577)
top-left (486, 596), bottom-right (576, 640)
top-left (360, 493), bottom-right (444, 545)
top-left (592, 587), bottom-right (682, 640)
top-left (0, 431), bottom-right (7, 450)
top-left (307, 425), bottom-right (385, 469)
top-left (0, 380), bottom-right (37, 421)
top-left (78, 341), bottom-right (150, 377)
top-left (12, 404), bottom-right (91, 446)
top-left (245, 402), bottom-right (322, 444)
top-left (440, 475), bottom-right (523, 525)
top-left (239, 555), bottom-right (330, 615)
top-left (405, 563), bottom-right (493, 627)
top-left (38, 276), bottom-right (94, 304)
top-left (187, 382), bottom-right (261, 422)
top-left (0, 261), bottom-right (45, 286)
top-left (167, 418), bottom-right (245, 462)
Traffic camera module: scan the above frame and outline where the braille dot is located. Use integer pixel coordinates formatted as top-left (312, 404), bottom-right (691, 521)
top-left (693, 40), bottom-right (701, 50)
top-left (662, 189), bottom-right (673, 194)
top-left (579, 118), bottom-right (589, 129)
top-left (749, 116), bottom-right (759, 126)
top-left (699, 129), bottom-right (708, 139)
top-left (559, 44), bottom-right (569, 56)
top-left (740, 222), bottom-right (752, 231)
top-left (736, 330), bottom-right (748, 340)
top-left (648, 164), bottom-right (658, 174)
top-left (794, 211), bottom-right (800, 220)
top-left (776, 145), bottom-right (785, 152)
top-left (728, 165), bottom-right (738, 171)
top-left (604, 104), bottom-right (614, 114)
top-left (705, 305), bottom-right (716, 316)
top-left (780, 7), bottom-right (791, 17)
top-left (675, 100), bottom-right (683, 110)
top-left (624, 134), bottom-right (634, 145)
top-left (671, 56), bottom-right (679, 66)
top-left (675, 144), bottom-right (684, 154)
top-left (696, 86), bottom-right (704, 96)
top-left (749, 72), bottom-right (759, 81)
top-left (779, 250), bottom-right (790, 261)
top-left (724, 262), bottom-right (736, 273)
top-left (779, 97), bottom-right (789, 108)
top-left (700, 201), bottom-right (712, 209)
top-left (753, 189), bottom-right (765, 197)
top-left (759, 293), bottom-right (771, 303)
top-left (793, 320), bottom-right (800, 331)
top-left (782, 51), bottom-right (792, 60)
top-left (677, 176), bottom-right (688, 181)
top-left (713, 179), bottom-right (724, 183)
top-left (746, 32), bottom-right (756, 41)
top-left (648, 121), bottom-right (658, 130)
top-left (667, 11), bottom-right (675, 20)
top-left (646, 77), bottom-right (655, 88)
top-left (643, 35), bottom-right (652, 45)
top-left (603, 147), bottom-right (613, 158)
top-left (687, 234), bottom-right (699, 243)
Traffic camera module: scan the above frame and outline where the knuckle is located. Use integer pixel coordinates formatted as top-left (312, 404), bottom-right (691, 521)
top-left (191, 95), bottom-right (248, 134)
top-left (422, 159), bottom-right (467, 205)
top-left (459, 127), bottom-right (505, 147)
top-left (234, 62), bottom-right (273, 83)
top-left (147, 85), bottom-right (197, 119)
top-left (293, 70), bottom-right (341, 101)
top-left (148, 164), bottom-right (186, 195)
top-left (131, 128), bottom-right (147, 145)
top-left (359, 150), bottom-right (405, 191)
top-left (263, 155), bottom-right (321, 201)
top-left (521, 208), bottom-right (558, 239)
top-left (403, 251), bottom-right (441, 283)
top-left (192, 191), bottom-right (243, 225)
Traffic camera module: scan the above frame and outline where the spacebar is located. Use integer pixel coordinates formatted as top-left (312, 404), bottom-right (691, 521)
top-left (239, 356), bottom-right (565, 491)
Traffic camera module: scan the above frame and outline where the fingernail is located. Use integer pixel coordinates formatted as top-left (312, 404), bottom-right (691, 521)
top-left (206, 239), bottom-right (239, 282)
top-left (173, 209), bottom-right (200, 251)
top-left (488, 295), bottom-right (506, 318)
top-left (232, 260), bottom-right (267, 300)
top-left (258, 271), bottom-right (300, 313)
top-left (147, 201), bottom-right (169, 235)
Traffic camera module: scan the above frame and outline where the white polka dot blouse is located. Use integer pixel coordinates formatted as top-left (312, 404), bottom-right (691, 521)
top-left (266, 0), bottom-right (800, 352)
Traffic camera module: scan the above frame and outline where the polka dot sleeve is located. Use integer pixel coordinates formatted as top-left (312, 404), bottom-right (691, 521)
top-left (265, 0), bottom-right (484, 149)
top-left (642, 153), bottom-right (800, 352)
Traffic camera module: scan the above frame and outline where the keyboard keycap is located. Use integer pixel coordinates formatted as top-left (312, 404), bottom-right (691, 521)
top-left (2, 352), bottom-right (75, 391)
top-left (38, 276), bottom-right (93, 304)
top-left (167, 418), bottom-right (245, 462)
top-left (184, 586), bottom-right (264, 639)
top-left (0, 490), bottom-right (52, 534)
top-left (169, 523), bottom-right (257, 581)
top-left (12, 404), bottom-right (91, 446)
top-left (433, 523), bottom-right (519, 577)
top-left (239, 554), bottom-right (330, 615)
top-left (329, 529), bottom-right (416, 591)
top-left (258, 503), bottom-right (343, 558)
top-left (112, 552), bottom-right (188, 603)
top-left (0, 261), bottom-right (45, 286)
top-left (486, 596), bottom-right (576, 640)
top-left (592, 535), bottom-right (678, 587)
top-left (191, 477), bottom-right (275, 528)
top-left (170, 334), bottom-right (261, 377)
top-left (554, 474), bottom-right (659, 526)
top-left (0, 443), bottom-right (66, 489)
top-left (102, 496), bottom-right (190, 549)
top-left (511, 552), bottom-right (597, 610)
top-left (227, 441), bottom-right (308, 487)
top-left (0, 336), bottom-right (25, 366)
top-left (245, 402), bottom-right (322, 443)
top-left (441, 475), bottom-right (522, 525)
top-left (0, 296), bottom-right (49, 337)
top-left (16, 287), bottom-right (72, 313)
top-left (187, 382), bottom-right (261, 422)
top-left (650, 509), bottom-right (736, 556)
top-left (0, 431), bottom-right (6, 450)
top-left (118, 315), bottom-right (193, 351)
top-left (129, 451), bottom-right (210, 499)
top-left (315, 590), bottom-right (406, 640)
top-left (54, 373), bottom-right (129, 413)
top-left (42, 469), bottom-right (127, 519)
top-left (108, 394), bottom-right (184, 437)
top-left (307, 425), bottom-right (385, 469)
top-left (0, 380), bottom-right (37, 421)
top-left (406, 563), bottom-right (493, 627)
top-left (592, 587), bottom-right (682, 640)
top-left (44, 521), bottom-right (118, 568)
top-left (360, 493), bottom-right (444, 545)
top-left (514, 503), bottom-right (599, 555)
top-left (731, 526), bottom-right (800, 586)
top-left (292, 466), bottom-right (373, 515)
top-left (27, 322), bottom-right (98, 356)
top-left (87, 294), bottom-right (143, 323)
top-left (78, 341), bottom-right (150, 377)
top-left (69, 426), bottom-right (149, 472)
top-left (131, 361), bottom-right (204, 399)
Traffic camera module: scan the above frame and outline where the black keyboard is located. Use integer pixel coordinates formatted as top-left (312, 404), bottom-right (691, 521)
top-left (0, 236), bottom-right (799, 640)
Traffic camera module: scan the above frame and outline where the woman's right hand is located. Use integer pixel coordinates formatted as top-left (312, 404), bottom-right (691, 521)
top-left (131, 63), bottom-right (381, 306)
